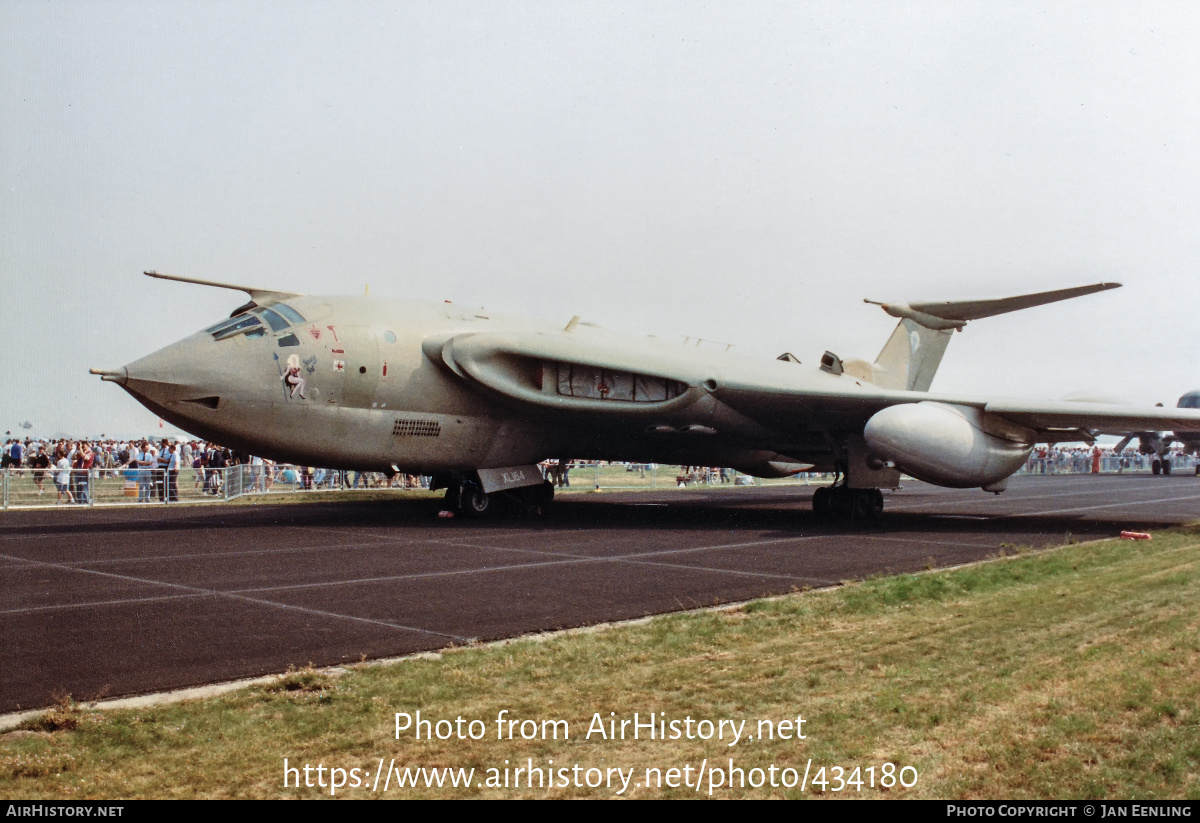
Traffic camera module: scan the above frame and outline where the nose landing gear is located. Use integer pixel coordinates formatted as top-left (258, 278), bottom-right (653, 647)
top-left (457, 481), bottom-right (492, 517)
top-left (443, 477), bottom-right (555, 518)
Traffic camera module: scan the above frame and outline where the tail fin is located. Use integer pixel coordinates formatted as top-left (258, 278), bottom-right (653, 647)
top-left (868, 319), bottom-right (953, 391)
top-left (849, 282), bottom-right (1121, 392)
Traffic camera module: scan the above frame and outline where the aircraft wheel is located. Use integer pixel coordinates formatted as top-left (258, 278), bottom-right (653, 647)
top-left (812, 486), bottom-right (831, 516)
top-left (830, 488), bottom-right (854, 519)
top-left (851, 490), bottom-right (872, 520)
top-left (871, 489), bottom-right (884, 516)
top-left (460, 483), bottom-right (491, 517)
top-left (1163, 459), bottom-right (1172, 475)
top-left (1152, 459), bottom-right (1162, 475)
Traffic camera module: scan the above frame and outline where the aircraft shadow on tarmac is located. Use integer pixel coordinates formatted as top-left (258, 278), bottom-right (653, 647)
top-left (0, 488), bottom-right (1175, 545)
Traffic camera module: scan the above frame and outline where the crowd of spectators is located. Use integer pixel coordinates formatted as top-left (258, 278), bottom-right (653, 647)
top-left (1025, 445), bottom-right (1194, 474)
top-left (0, 436), bottom-right (428, 504)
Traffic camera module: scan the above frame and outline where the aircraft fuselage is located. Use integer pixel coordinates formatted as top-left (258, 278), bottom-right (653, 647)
top-left (111, 294), bottom-right (825, 477)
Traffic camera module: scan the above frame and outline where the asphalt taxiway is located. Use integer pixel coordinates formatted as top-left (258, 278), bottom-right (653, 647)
top-left (3, 474), bottom-right (1199, 713)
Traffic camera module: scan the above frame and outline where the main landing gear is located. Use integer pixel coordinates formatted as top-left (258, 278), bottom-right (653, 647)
top-left (812, 485), bottom-right (884, 520)
top-left (1151, 458), bottom-right (1172, 475)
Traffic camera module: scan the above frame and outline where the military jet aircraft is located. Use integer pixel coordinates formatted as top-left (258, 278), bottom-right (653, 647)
top-left (1177, 391), bottom-right (1200, 459)
top-left (1113, 389), bottom-right (1200, 475)
top-left (91, 272), bottom-right (1200, 519)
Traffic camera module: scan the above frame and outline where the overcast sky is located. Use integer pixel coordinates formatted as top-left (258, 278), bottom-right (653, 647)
top-left (3, 1), bottom-right (1199, 438)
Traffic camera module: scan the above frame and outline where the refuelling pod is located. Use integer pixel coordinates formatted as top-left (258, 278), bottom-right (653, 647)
top-left (863, 402), bottom-right (1034, 489)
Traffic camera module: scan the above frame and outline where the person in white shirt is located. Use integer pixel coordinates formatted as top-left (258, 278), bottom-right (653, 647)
top-left (55, 453), bottom-right (74, 504)
top-left (165, 444), bottom-right (180, 502)
top-left (137, 441), bottom-right (157, 503)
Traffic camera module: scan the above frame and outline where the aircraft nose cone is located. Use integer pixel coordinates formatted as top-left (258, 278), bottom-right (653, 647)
top-left (126, 346), bottom-right (195, 392)
top-left (120, 336), bottom-right (224, 411)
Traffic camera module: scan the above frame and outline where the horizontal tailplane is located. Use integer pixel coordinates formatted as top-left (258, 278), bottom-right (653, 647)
top-left (860, 282), bottom-right (1121, 392)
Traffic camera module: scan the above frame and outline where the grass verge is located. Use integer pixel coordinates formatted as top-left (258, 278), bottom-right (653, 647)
top-left (3, 527), bottom-right (1199, 799)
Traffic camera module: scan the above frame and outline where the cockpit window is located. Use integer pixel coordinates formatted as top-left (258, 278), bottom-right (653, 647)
top-left (256, 307), bottom-right (289, 332)
top-left (212, 316), bottom-right (263, 341)
top-left (205, 303), bottom-right (305, 342)
top-left (205, 316), bottom-right (248, 335)
top-left (271, 303), bottom-right (306, 325)
top-left (1179, 392), bottom-right (1200, 409)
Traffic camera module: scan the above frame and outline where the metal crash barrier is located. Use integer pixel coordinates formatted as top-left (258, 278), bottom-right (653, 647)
top-left (0, 463), bottom-right (782, 509)
top-left (1019, 454), bottom-right (1199, 475)
top-left (0, 465), bottom-right (430, 510)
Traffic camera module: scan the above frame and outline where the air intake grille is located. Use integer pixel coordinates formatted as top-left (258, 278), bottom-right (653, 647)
top-left (392, 419), bottom-right (441, 437)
